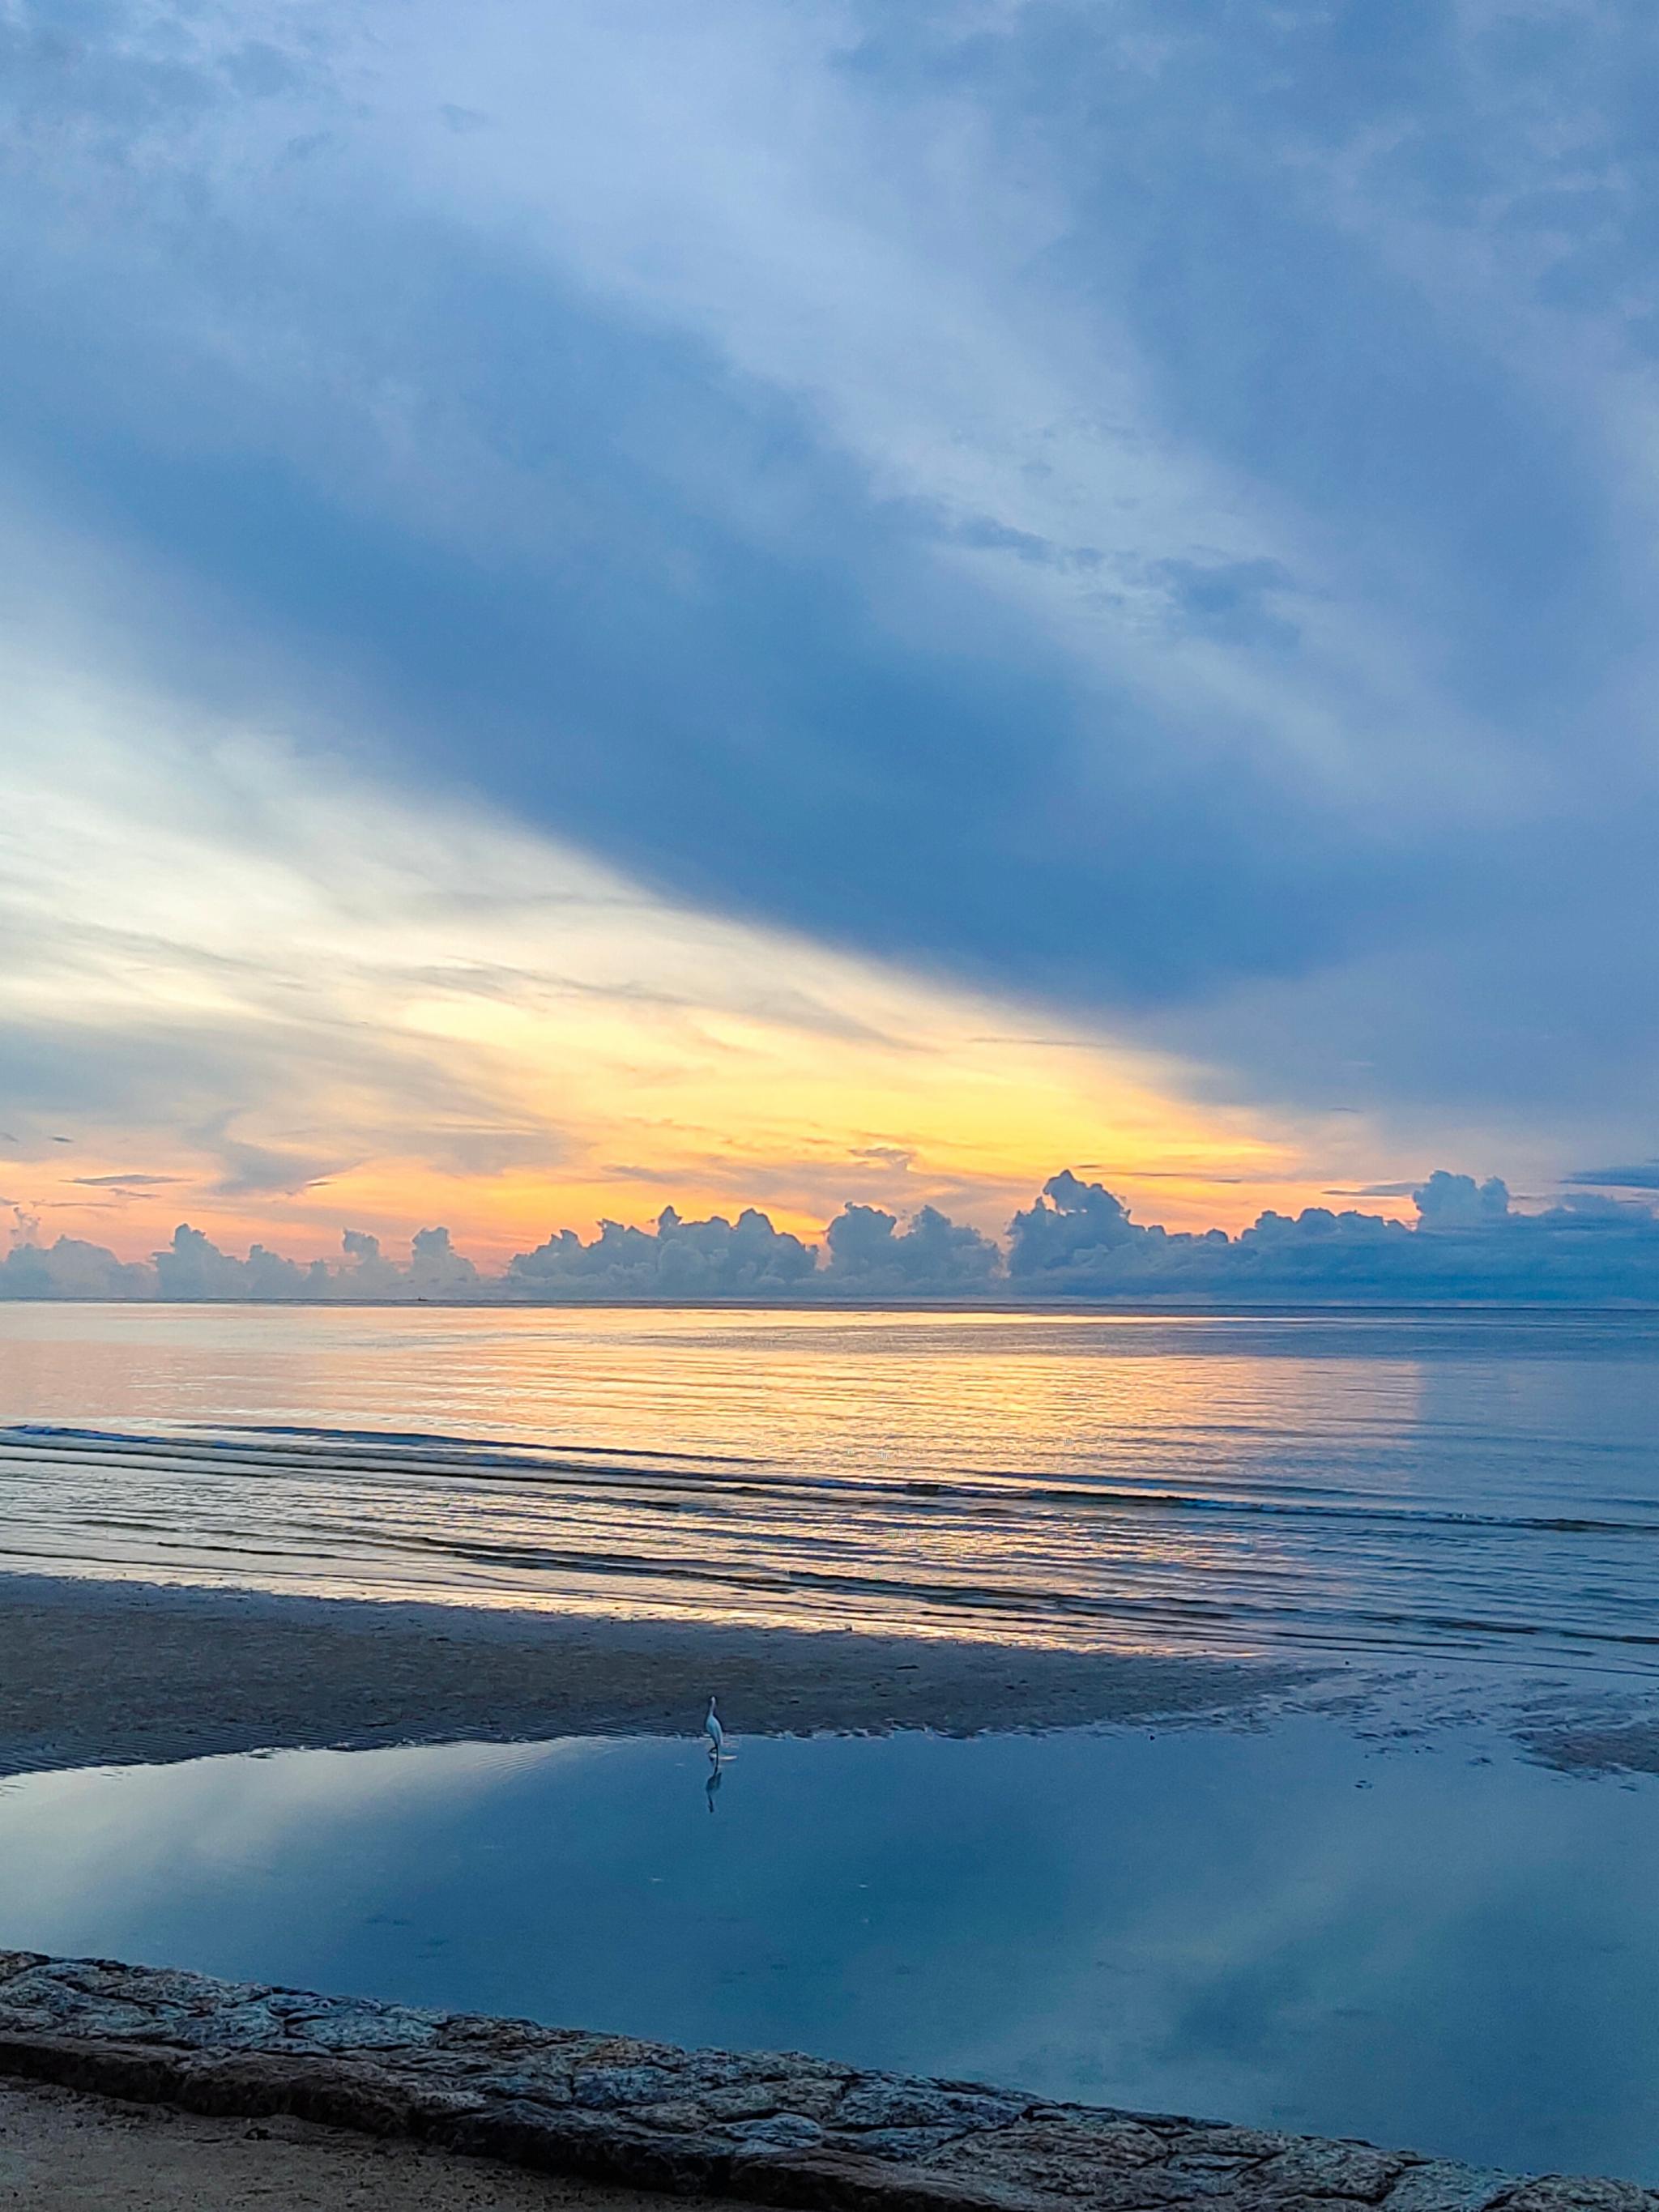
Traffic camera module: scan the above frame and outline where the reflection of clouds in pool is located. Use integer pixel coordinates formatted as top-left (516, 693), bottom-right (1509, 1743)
top-left (1, 1721), bottom-right (1654, 2180)
top-left (0, 1738), bottom-right (607, 1931)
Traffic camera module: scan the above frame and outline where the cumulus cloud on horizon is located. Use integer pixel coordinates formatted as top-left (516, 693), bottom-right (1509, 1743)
top-left (6, 1172), bottom-right (1659, 1306)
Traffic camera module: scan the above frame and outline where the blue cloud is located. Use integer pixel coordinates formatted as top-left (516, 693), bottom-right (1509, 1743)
top-left (507, 1207), bottom-right (819, 1300)
top-left (1563, 1162), bottom-right (1659, 1193)
top-left (152, 1224), bottom-right (328, 1302)
top-left (10, 1174), bottom-right (1659, 1305)
top-left (4, 0), bottom-right (1659, 1161)
top-left (0, 1234), bottom-right (153, 1300)
top-left (1149, 560), bottom-right (1303, 653)
top-left (1007, 1170), bottom-right (1659, 1304)
top-left (825, 1203), bottom-right (1000, 1294)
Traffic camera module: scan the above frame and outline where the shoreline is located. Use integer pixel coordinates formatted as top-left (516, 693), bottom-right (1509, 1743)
top-left (5, 1568), bottom-right (1657, 1782)
top-left (0, 1569), bottom-right (1315, 1778)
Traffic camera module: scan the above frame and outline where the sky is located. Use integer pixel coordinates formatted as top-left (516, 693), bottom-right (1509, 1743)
top-left (4, 0), bottom-right (1659, 1297)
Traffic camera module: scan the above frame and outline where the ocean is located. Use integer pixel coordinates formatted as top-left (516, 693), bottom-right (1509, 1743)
top-left (0, 1302), bottom-right (1655, 1669)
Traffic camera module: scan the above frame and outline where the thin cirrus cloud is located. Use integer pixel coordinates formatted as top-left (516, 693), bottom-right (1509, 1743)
top-left (1564, 1163), bottom-right (1659, 1192)
top-left (0, 608), bottom-right (1310, 1262)
top-left (68, 1174), bottom-right (186, 1190)
top-left (2, 0), bottom-right (1658, 1236)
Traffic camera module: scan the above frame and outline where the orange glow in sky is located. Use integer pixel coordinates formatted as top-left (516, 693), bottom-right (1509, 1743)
top-left (2, 653), bottom-right (1414, 1271)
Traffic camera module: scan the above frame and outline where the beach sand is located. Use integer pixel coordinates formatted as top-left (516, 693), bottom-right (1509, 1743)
top-left (0, 2073), bottom-right (736, 2211)
top-left (0, 1570), bottom-right (1315, 1777)
top-left (4, 1571), bottom-right (1657, 1782)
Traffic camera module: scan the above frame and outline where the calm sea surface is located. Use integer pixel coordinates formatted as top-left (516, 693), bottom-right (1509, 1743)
top-left (0, 1303), bottom-right (1656, 1667)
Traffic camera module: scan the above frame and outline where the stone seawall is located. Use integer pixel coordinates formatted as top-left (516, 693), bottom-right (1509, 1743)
top-left (0, 1952), bottom-right (1646, 2212)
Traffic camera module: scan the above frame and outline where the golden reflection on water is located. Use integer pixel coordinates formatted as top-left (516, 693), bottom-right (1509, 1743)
top-left (0, 1305), bottom-right (1655, 1664)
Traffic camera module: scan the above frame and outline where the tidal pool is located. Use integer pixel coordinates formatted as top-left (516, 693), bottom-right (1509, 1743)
top-left (2, 1719), bottom-right (1654, 2183)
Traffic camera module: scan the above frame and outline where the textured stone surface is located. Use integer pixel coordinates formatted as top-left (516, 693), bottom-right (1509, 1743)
top-left (0, 1951), bottom-right (1648, 2212)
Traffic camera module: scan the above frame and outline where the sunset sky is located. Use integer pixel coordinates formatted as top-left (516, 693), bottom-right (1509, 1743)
top-left (5, 1), bottom-right (1658, 1271)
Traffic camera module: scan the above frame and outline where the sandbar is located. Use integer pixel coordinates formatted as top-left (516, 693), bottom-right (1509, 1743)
top-left (0, 1569), bottom-right (1310, 1776)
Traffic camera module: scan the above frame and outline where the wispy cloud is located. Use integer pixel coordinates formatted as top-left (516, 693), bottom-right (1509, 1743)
top-left (2, 0), bottom-right (1656, 1200)
top-left (0, 594), bottom-right (1303, 1256)
top-left (69, 1172), bottom-right (186, 1189)
top-left (1564, 1161), bottom-right (1659, 1193)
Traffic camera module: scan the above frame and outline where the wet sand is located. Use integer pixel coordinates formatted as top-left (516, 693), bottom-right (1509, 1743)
top-left (1516, 1711), bottom-right (1659, 1779)
top-left (6, 1569), bottom-right (1655, 1783)
top-left (0, 2074), bottom-right (732, 2212)
top-left (0, 1571), bottom-right (1312, 1777)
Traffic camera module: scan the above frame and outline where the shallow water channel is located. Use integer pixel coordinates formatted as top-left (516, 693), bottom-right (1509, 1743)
top-left (2, 1718), bottom-right (1655, 2183)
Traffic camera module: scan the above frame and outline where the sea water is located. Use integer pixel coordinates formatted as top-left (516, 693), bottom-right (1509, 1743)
top-left (0, 1304), bottom-right (1656, 1665)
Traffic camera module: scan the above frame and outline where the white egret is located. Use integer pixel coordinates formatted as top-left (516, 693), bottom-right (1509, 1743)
top-left (704, 1695), bottom-right (725, 1761)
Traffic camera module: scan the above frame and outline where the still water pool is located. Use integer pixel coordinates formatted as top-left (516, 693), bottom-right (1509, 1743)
top-left (2, 1719), bottom-right (1654, 2182)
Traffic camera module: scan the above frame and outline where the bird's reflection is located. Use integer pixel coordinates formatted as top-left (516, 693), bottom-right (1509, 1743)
top-left (705, 1759), bottom-right (723, 1814)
